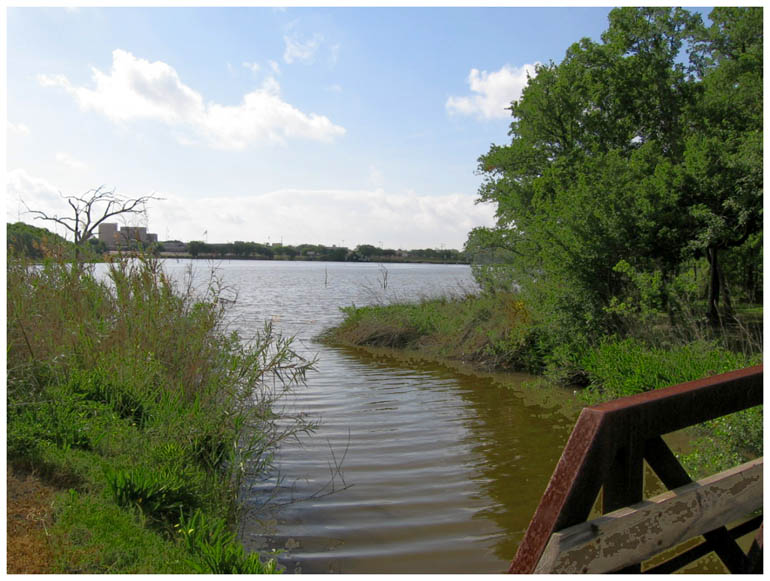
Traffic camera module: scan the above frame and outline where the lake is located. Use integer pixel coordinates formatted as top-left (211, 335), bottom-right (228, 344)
top-left (114, 259), bottom-right (580, 573)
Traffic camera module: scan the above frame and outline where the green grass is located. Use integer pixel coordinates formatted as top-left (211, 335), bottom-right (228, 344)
top-left (579, 337), bottom-right (761, 400)
top-left (7, 253), bottom-right (313, 573)
top-left (323, 291), bottom-right (546, 373)
top-left (578, 336), bottom-right (762, 477)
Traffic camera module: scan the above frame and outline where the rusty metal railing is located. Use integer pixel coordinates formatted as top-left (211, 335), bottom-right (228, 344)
top-left (510, 365), bottom-right (763, 574)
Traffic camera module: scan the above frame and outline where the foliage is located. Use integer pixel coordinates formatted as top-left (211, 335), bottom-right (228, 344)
top-left (579, 337), bottom-right (760, 401)
top-left (105, 466), bottom-right (201, 527)
top-left (6, 221), bottom-right (105, 261)
top-left (177, 509), bottom-right (281, 574)
top-left (578, 336), bottom-right (762, 477)
top-left (180, 240), bottom-right (466, 263)
top-left (7, 252), bottom-right (312, 572)
top-left (681, 407), bottom-right (763, 478)
top-left (466, 7), bottom-right (762, 339)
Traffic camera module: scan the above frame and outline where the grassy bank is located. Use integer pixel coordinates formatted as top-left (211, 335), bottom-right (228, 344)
top-left (7, 254), bottom-right (314, 573)
top-left (322, 292), bottom-right (546, 373)
top-left (323, 292), bottom-right (762, 477)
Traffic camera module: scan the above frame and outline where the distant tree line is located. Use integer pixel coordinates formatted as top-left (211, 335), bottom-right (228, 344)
top-left (181, 240), bottom-right (467, 263)
top-left (7, 222), bottom-right (467, 264)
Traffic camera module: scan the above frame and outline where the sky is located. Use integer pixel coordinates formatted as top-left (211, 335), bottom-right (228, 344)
top-left (6, 4), bottom-right (667, 250)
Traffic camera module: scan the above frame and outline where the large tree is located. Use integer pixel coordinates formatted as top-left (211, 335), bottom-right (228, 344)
top-left (682, 7), bottom-right (763, 320)
top-left (471, 8), bottom-right (700, 337)
top-left (468, 7), bottom-right (762, 337)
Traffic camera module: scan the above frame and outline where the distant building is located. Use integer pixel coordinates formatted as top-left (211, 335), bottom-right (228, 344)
top-left (98, 223), bottom-right (158, 249)
top-left (98, 223), bottom-right (119, 248)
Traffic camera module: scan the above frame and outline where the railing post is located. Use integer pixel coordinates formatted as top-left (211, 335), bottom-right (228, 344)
top-left (603, 435), bottom-right (645, 573)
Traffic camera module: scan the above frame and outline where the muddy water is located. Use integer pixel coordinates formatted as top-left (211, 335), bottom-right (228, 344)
top-left (152, 260), bottom-right (581, 573)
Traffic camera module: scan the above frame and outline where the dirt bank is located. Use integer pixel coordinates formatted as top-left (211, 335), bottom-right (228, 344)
top-left (7, 465), bottom-right (58, 573)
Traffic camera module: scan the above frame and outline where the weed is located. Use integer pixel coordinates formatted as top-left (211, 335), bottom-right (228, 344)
top-left (178, 509), bottom-right (282, 573)
top-left (105, 466), bottom-right (201, 527)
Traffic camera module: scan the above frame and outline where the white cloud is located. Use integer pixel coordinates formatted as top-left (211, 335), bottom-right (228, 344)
top-left (37, 73), bottom-right (71, 88)
top-left (152, 187), bottom-right (495, 249)
top-left (368, 165), bottom-right (384, 188)
top-left (55, 152), bottom-right (88, 170)
top-left (9, 169), bottom-right (496, 249)
top-left (268, 60), bottom-right (281, 75)
top-left (283, 32), bottom-right (324, 64)
top-left (242, 61), bottom-right (261, 73)
top-left (446, 63), bottom-right (538, 120)
top-left (6, 168), bottom-right (66, 233)
top-left (38, 49), bottom-right (345, 149)
top-left (8, 121), bottom-right (30, 136)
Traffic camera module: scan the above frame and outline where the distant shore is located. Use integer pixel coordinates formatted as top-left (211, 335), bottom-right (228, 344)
top-left (154, 252), bottom-right (469, 265)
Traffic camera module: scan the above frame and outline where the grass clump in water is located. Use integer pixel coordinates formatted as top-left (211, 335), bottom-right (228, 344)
top-left (324, 291), bottom-right (546, 373)
top-left (7, 252), bottom-right (312, 573)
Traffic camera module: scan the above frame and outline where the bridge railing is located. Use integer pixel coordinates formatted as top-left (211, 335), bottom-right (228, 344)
top-left (509, 365), bottom-right (763, 574)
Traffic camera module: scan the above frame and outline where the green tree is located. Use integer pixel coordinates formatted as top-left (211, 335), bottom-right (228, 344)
top-left (471, 7), bottom-right (762, 337)
top-left (188, 240), bottom-right (209, 258)
top-left (682, 7), bottom-right (763, 321)
top-left (472, 7), bottom-right (703, 341)
top-left (7, 221), bottom-right (72, 259)
top-left (355, 244), bottom-right (380, 259)
top-left (232, 241), bottom-right (251, 258)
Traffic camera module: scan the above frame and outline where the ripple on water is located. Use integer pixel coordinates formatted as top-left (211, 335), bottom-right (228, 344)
top-left (107, 260), bottom-right (576, 574)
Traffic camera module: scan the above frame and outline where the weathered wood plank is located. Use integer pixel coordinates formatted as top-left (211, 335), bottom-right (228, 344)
top-left (534, 457), bottom-right (763, 574)
top-left (645, 435), bottom-right (752, 572)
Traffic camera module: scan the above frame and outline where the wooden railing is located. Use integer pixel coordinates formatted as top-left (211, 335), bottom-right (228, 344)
top-left (509, 365), bottom-right (763, 574)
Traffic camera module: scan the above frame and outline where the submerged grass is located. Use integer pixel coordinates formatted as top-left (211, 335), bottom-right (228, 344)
top-left (7, 253), bottom-right (315, 573)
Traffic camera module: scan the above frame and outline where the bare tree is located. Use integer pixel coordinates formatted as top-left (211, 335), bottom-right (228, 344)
top-left (23, 186), bottom-right (160, 247)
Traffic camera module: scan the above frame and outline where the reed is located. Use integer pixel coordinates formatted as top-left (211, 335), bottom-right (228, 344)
top-left (7, 253), bottom-right (314, 573)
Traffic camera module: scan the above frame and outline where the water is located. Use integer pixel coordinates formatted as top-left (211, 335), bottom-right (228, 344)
top-left (105, 259), bottom-right (580, 573)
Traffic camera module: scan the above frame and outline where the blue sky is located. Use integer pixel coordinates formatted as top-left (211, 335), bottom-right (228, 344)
top-left (6, 5), bottom-right (672, 249)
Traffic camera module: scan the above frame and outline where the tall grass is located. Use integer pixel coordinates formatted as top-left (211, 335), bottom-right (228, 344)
top-left (7, 253), bottom-right (314, 573)
top-left (323, 291), bottom-right (546, 373)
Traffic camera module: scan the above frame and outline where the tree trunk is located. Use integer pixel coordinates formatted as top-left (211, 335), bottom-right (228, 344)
top-left (706, 246), bottom-right (721, 325)
top-left (718, 259), bottom-right (733, 316)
